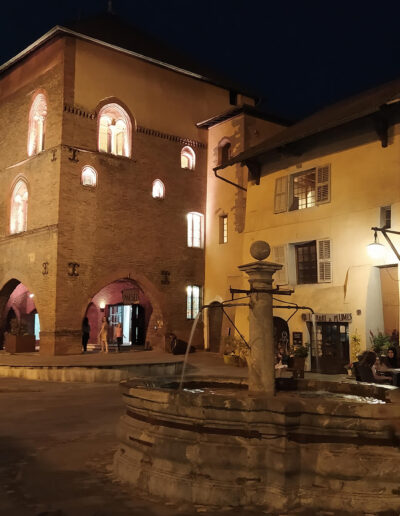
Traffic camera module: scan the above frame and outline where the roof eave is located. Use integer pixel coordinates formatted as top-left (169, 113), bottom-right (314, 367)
top-left (0, 25), bottom-right (258, 99)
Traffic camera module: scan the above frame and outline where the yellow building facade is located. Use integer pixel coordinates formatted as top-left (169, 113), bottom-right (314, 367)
top-left (205, 83), bottom-right (400, 372)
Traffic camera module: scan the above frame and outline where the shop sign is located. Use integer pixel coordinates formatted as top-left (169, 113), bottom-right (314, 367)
top-left (122, 288), bottom-right (139, 304)
top-left (304, 312), bottom-right (352, 323)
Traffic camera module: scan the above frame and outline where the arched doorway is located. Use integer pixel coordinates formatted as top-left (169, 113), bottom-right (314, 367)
top-left (0, 280), bottom-right (40, 351)
top-left (273, 316), bottom-right (289, 353)
top-left (208, 302), bottom-right (223, 352)
top-left (85, 278), bottom-right (153, 349)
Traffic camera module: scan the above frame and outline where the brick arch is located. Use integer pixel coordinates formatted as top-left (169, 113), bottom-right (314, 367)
top-left (83, 269), bottom-right (166, 350)
top-left (0, 276), bottom-right (41, 349)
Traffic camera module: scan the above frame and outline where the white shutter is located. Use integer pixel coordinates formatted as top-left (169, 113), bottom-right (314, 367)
top-left (316, 165), bottom-right (330, 204)
top-left (272, 245), bottom-right (288, 285)
top-left (274, 176), bottom-right (288, 213)
top-left (317, 239), bottom-right (332, 283)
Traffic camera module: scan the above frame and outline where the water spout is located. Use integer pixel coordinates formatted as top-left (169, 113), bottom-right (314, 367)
top-left (178, 310), bottom-right (202, 390)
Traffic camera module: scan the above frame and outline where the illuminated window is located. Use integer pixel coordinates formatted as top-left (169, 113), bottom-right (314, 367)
top-left (187, 212), bottom-right (204, 248)
top-left (27, 92), bottom-right (47, 156)
top-left (219, 215), bottom-right (228, 244)
top-left (152, 179), bottom-right (165, 199)
top-left (81, 166), bottom-right (97, 187)
top-left (181, 146), bottom-right (195, 170)
top-left (98, 103), bottom-right (132, 157)
top-left (10, 180), bottom-right (28, 234)
top-left (274, 165), bottom-right (330, 213)
top-left (186, 285), bottom-right (201, 319)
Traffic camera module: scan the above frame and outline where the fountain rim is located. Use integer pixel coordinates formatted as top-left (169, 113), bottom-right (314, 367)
top-left (119, 374), bottom-right (400, 414)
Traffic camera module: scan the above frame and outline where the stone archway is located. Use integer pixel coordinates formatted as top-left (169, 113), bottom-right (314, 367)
top-left (273, 316), bottom-right (290, 353)
top-left (0, 279), bottom-right (40, 350)
top-left (84, 276), bottom-right (166, 350)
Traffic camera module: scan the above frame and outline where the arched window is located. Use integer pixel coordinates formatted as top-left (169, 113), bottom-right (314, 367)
top-left (98, 103), bottom-right (132, 158)
top-left (218, 138), bottom-right (231, 165)
top-left (187, 212), bottom-right (204, 248)
top-left (27, 92), bottom-right (47, 157)
top-left (152, 179), bottom-right (165, 199)
top-left (181, 146), bottom-right (195, 170)
top-left (81, 166), bottom-right (97, 187)
top-left (10, 180), bottom-right (28, 234)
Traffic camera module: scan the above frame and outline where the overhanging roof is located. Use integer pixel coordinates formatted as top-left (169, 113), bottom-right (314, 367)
top-left (215, 77), bottom-right (400, 170)
top-left (0, 14), bottom-right (261, 100)
top-left (196, 104), bottom-right (292, 129)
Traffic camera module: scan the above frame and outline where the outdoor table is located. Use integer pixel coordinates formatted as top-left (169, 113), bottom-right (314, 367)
top-left (382, 368), bottom-right (400, 387)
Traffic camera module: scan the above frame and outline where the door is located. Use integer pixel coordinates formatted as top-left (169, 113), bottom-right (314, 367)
top-left (131, 304), bottom-right (146, 346)
top-left (316, 322), bottom-right (349, 374)
top-left (208, 302), bottom-right (223, 352)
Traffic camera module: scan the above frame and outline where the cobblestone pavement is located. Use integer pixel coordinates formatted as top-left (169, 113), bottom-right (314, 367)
top-left (0, 357), bottom-right (357, 516)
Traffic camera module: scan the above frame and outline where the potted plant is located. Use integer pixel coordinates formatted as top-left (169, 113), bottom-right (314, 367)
top-left (223, 335), bottom-right (249, 367)
top-left (369, 330), bottom-right (391, 356)
top-left (288, 343), bottom-right (309, 377)
top-left (345, 331), bottom-right (362, 376)
top-left (4, 318), bottom-right (36, 353)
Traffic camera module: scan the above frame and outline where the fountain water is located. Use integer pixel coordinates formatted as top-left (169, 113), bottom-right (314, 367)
top-left (114, 241), bottom-right (400, 513)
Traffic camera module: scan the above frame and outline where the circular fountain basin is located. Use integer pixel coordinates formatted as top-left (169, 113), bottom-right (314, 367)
top-left (114, 376), bottom-right (400, 513)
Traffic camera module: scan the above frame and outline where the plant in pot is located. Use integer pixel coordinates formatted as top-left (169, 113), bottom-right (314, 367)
top-left (4, 318), bottom-right (36, 353)
top-left (369, 330), bottom-right (391, 356)
top-left (345, 331), bottom-right (362, 376)
top-left (223, 335), bottom-right (249, 367)
top-left (288, 343), bottom-right (309, 378)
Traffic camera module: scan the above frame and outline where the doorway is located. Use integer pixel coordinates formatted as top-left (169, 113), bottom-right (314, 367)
top-left (311, 322), bottom-right (349, 373)
top-left (108, 304), bottom-right (146, 346)
top-left (208, 302), bottom-right (223, 352)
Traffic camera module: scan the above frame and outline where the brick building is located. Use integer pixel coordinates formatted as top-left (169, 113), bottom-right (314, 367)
top-left (0, 15), bottom-right (283, 355)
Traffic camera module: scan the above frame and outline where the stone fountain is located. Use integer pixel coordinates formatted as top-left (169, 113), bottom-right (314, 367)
top-left (114, 242), bottom-right (400, 513)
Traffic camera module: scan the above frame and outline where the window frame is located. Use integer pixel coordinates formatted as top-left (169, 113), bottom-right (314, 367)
top-left (187, 212), bottom-right (204, 248)
top-left (27, 92), bottom-right (47, 157)
top-left (97, 103), bottom-right (132, 158)
top-left (181, 146), bottom-right (196, 170)
top-left (10, 179), bottom-right (29, 235)
top-left (293, 239), bottom-right (332, 285)
top-left (81, 166), bottom-right (97, 188)
top-left (274, 165), bottom-right (331, 214)
top-left (219, 214), bottom-right (228, 244)
top-left (186, 285), bottom-right (201, 319)
top-left (152, 179), bottom-right (165, 199)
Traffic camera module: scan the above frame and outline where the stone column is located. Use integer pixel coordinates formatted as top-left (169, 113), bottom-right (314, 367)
top-left (239, 241), bottom-right (282, 395)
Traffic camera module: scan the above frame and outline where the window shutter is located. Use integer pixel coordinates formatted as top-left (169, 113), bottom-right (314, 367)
top-left (317, 239), bottom-right (332, 283)
top-left (316, 165), bottom-right (330, 204)
top-left (272, 245), bottom-right (288, 285)
top-left (274, 176), bottom-right (288, 213)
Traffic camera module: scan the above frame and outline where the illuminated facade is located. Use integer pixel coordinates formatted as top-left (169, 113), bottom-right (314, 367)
top-left (0, 19), bottom-right (282, 355)
top-left (204, 81), bottom-right (400, 372)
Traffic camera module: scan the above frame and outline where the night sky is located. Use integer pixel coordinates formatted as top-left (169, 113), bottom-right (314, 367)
top-left (2, 0), bottom-right (400, 120)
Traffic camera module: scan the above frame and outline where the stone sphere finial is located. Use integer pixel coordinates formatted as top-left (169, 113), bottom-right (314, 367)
top-left (250, 240), bottom-right (271, 261)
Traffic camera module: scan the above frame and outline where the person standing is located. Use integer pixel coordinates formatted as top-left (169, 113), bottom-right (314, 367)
top-left (82, 317), bottom-right (90, 353)
top-left (98, 316), bottom-right (109, 353)
top-left (114, 322), bottom-right (123, 352)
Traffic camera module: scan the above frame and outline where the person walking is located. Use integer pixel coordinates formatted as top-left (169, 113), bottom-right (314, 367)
top-left (98, 316), bottom-right (109, 353)
top-left (114, 322), bottom-right (123, 352)
top-left (82, 317), bottom-right (90, 353)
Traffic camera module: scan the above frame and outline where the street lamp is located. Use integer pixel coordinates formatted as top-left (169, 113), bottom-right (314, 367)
top-left (367, 230), bottom-right (386, 259)
top-left (367, 226), bottom-right (400, 261)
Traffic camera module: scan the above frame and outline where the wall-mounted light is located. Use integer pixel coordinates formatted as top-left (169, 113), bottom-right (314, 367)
top-left (367, 226), bottom-right (400, 261)
top-left (99, 300), bottom-right (106, 311)
top-left (367, 230), bottom-right (386, 259)
top-left (29, 293), bottom-right (35, 299)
